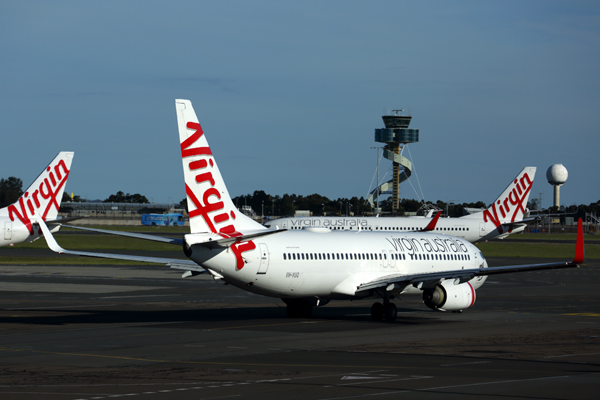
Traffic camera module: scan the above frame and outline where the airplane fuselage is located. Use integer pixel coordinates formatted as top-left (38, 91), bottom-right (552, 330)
top-left (187, 229), bottom-right (488, 300)
top-left (0, 215), bottom-right (60, 247)
top-left (0, 216), bottom-right (31, 246)
top-left (264, 215), bottom-right (519, 243)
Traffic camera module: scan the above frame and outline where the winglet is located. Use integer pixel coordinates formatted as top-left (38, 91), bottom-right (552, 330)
top-left (420, 211), bottom-right (441, 232)
top-left (34, 213), bottom-right (66, 253)
top-left (573, 218), bottom-right (585, 264)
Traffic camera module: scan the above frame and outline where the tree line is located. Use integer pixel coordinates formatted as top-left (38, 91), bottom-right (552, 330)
top-left (1, 175), bottom-right (599, 219)
top-left (232, 190), bottom-right (490, 218)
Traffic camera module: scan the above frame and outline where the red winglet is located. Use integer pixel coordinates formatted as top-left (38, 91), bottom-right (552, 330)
top-left (421, 211), bottom-right (441, 232)
top-left (573, 218), bottom-right (585, 264)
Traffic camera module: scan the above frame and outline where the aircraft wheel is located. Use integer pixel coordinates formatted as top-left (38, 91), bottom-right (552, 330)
top-left (384, 303), bottom-right (397, 321)
top-left (300, 301), bottom-right (313, 317)
top-left (286, 303), bottom-right (300, 318)
top-left (371, 302), bottom-right (384, 321)
top-left (286, 300), bottom-right (312, 318)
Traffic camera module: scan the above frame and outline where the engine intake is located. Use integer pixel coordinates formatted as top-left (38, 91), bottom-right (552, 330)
top-left (423, 280), bottom-right (476, 312)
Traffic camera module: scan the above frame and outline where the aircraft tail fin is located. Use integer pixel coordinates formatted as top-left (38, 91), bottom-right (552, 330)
top-left (175, 99), bottom-right (265, 235)
top-left (480, 167), bottom-right (536, 233)
top-left (4, 152), bottom-right (74, 234)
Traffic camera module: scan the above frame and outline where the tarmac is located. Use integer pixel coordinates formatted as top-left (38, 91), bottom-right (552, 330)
top-left (0, 255), bottom-right (598, 399)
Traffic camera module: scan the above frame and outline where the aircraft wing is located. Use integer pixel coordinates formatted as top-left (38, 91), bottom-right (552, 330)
top-left (358, 219), bottom-right (585, 293)
top-left (36, 216), bottom-right (200, 271)
top-left (62, 224), bottom-right (183, 245)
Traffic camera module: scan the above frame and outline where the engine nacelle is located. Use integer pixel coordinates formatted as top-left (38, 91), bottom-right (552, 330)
top-left (422, 280), bottom-right (476, 312)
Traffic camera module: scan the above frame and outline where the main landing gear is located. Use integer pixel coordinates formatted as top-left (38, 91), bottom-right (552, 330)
top-left (371, 299), bottom-right (397, 321)
top-left (283, 299), bottom-right (313, 318)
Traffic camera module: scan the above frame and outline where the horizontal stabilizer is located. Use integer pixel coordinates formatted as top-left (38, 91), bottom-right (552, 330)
top-left (186, 228), bottom-right (287, 248)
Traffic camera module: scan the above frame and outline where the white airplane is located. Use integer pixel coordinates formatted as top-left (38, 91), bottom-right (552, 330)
top-left (36, 101), bottom-right (585, 321)
top-left (1, 152), bottom-right (74, 247)
top-left (264, 166), bottom-right (536, 243)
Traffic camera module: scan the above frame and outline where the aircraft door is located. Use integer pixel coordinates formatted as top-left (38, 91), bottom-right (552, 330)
top-left (389, 252), bottom-right (396, 268)
top-left (4, 222), bottom-right (12, 240)
top-left (479, 222), bottom-right (486, 237)
top-left (381, 250), bottom-right (389, 268)
top-left (257, 243), bottom-right (270, 274)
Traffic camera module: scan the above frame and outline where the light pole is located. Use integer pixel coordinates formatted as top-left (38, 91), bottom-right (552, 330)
top-left (445, 200), bottom-right (456, 218)
top-left (371, 146), bottom-right (381, 213)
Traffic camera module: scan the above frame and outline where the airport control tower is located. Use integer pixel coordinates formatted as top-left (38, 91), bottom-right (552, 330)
top-left (369, 110), bottom-right (419, 214)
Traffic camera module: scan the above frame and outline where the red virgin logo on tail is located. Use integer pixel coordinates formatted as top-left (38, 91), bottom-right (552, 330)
top-left (181, 122), bottom-right (256, 270)
top-left (8, 160), bottom-right (70, 234)
top-left (483, 172), bottom-right (533, 233)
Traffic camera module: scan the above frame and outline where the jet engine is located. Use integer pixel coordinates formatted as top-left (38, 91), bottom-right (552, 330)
top-left (422, 280), bottom-right (476, 312)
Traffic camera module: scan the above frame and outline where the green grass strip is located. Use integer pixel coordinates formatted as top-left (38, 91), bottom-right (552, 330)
top-left (510, 232), bottom-right (600, 241)
top-left (476, 242), bottom-right (600, 259)
top-left (0, 257), bottom-right (167, 266)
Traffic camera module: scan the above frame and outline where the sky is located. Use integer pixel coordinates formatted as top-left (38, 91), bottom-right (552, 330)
top-left (1, 1), bottom-right (598, 210)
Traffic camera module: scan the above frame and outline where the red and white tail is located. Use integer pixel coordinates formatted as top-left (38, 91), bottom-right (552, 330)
top-left (482, 167), bottom-right (536, 231)
top-left (0, 152), bottom-right (74, 233)
top-left (175, 99), bottom-right (264, 235)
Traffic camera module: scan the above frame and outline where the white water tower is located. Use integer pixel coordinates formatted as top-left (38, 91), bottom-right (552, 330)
top-left (546, 164), bottom-right (568, 208)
